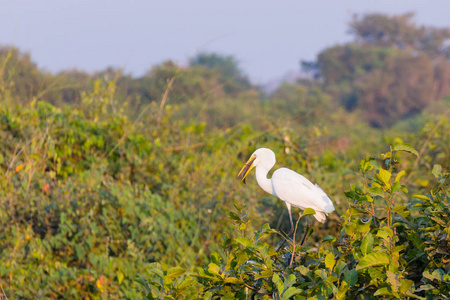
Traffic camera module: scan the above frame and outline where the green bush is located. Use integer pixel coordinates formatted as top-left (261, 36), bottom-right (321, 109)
top-left (137, 146), bottom-right (449, 299)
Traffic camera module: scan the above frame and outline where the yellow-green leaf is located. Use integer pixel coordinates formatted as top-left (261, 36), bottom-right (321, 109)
top-left (356, 252), bottom-right (390, 271)
top-left (393, 143), bottom-right (419, 157)
top-left (360, 233), bottom-right (373, 256)
top-left (399, 279), bottom-right (414, 293)
top-left (378, 169), bottom-right (391, 186)
top-left (395, 170), bottom-right (406, 182)
top-left (374, 287), bottom-right (393, 296)
top-left (224, 277), bottom-right (242, 284)
top-left (303, 208), bottom-right (316, 216)
top-left (208, 263), bottom-right (220, 276)
top-left (325, 253), bottom-right (335, 271)
top-left (167, 267), bottom-right (185, 279)
top-left (432, 164), bottom-right (442, 178)
top-left (117, 271), bottom-right (124, 284)
top-left (413, 194), bottom-right (430, 201)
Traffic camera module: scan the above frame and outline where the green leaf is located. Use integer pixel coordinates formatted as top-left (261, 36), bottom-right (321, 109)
top-left (432, 164), bottom-right (442, 178)
top-left (326, 275), bottom-right (338, 283)
top-left (378, 169), bottom-right (391, 186)
top-left (295, 265), bottom-right (310, 276)
top-left (380, 226), bottom-right (393, 238)
top-left (177, 278), bottom-right (194, 290)
top-left (356, 252), bottom-right (390, 271)
top-left (282, 286), bottom-right (302, 300)
top-left (416, 284), bottom-right (435, 292)
top-left (134, 278), bottom-right (151, 293)
top-left (284, 274), bottom-right (297, 290)
top-left (210, 252), bottom-right (222, 265)
top-left (413, 194), bottom-right (430, 201)
top-left (393, 143), bottom-right (419, 157)
top-left (272, 273), bottom-right (284, 294)
top-left (356, 218), bottom-right (371, 234)
top-left (343, 268), bottom-right (358, 287)
top-left (254, 270), bottom-right (273, 279)
top-left (337, 281), bottom-right (349, 299)
top-left (399, 279), bottom-right (414, 294)
top-left (325, 253), bottom-right (335, 271)
top-left (391, 181), bottom-right (401, 193)
top-left (167, 267), bottom-right (185, 279)
top-left (224, 277), bottom-right (242, 284)
top-left (323, 235), bottom-right (335, 242)
top-left (368, 187), bottom-right (384, 197)
top-left (368, 267), bottom-right (383, 281)
top-left (229, 211), bottom-right (240, 221)
top-left (303, 208), bottom-right (316, 216)
top-left (360, 156), bottom-right (374, 172)
top-left (235, 237), bottom-right (251, 247)
top-left (392, 205), bottom-right (410, 218)
top-left (117, 271), bottom-right (124, 284)
top-left (374, 287), bottom-right (393, 296)
top-left (335, 261), bottom-right (346, 276)
top-left (344, 222), bottom-right (357, 235)
top-left (377, 230), bottom-right (390, 241)
top-left (423, 269), bottom-right (444, 282)
top-left (345, 190), bottom-right (359, 200)
top-left (395, 170), bottom-right (406, 182)
top-left (315, 269), bottom-right (327, 280)
top-left (208, 263), bottom-right (220, 276)
top-left (203, 291), bottom-right (213, 300)
top-left (360, 233), bottom-right (373, 256)
top-left (236, 251), bottom-right (249, 265)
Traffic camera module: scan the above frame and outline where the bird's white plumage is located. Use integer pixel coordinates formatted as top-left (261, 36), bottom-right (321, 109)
top-left (271, 168), bottom-right (334, 222)
top-left (238, 148), bottom-right (334, 223)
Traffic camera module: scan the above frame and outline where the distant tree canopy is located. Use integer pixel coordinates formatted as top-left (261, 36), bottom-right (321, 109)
top-left (306, 13), bottom-right (450, 127)
top-left (0, 46), bottom-right (47, 102)
top-left (0, 48), bottom-right (252, 111)
top-left (349, 12), bottom-right (450, 57)
top-left (1, 13), bottom-right (449, 128)
top-left (189, 52), bottom-right (251, 94)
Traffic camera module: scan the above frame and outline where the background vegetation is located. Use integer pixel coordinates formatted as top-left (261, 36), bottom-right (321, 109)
top-left (0, 13), bottom-right (449, 299)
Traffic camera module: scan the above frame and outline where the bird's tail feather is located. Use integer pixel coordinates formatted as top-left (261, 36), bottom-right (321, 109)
top-left (313, 211), bottom-right (327, 223)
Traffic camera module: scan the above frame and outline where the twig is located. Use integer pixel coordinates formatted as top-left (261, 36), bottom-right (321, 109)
top-left (156, 75), bottom-right (177, 130)
top-left (0, 283), bottom-right (9, 300)
top-left (5, 145), bottom-right (23, 177)
top-left (239, 275), bottom-right (258, 291)
top-left (289, 215), bottom-right (302, 267)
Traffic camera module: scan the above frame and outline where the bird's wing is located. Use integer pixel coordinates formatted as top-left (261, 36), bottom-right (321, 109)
top-left (271, 168), bottom-right (335, 214)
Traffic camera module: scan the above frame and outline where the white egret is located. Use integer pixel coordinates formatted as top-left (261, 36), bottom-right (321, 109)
top-left (237, 148), bottom-right (335, 246)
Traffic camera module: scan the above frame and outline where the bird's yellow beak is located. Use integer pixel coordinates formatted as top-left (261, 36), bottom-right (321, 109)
top-left (237, 154), bottom-right (256, 184)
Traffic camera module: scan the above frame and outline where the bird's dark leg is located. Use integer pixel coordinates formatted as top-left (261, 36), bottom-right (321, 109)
top-left (277, 204), bottom-right (294, 251)
top-left (300, 216), bottom-right (311, 246)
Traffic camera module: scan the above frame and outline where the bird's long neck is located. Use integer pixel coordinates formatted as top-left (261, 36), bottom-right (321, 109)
top-left (255, 164), bottom-right (275, 196)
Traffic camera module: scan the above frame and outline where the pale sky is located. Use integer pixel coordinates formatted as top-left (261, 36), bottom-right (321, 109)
top-left (1, 0), bottom-right (449, 83)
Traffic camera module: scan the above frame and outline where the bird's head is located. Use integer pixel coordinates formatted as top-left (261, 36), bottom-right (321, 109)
top-left (237, 148), bottom-right (275, 184)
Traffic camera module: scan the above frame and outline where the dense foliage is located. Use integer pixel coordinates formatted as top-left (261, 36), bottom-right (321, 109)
top-left (0, 12), bottom-right (449, 299)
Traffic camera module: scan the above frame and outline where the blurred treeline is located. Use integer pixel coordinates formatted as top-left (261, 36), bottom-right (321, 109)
top-left (0, 13), bottom-right (449, 298)
top-left (2, 13), bottom-right (449, 129)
